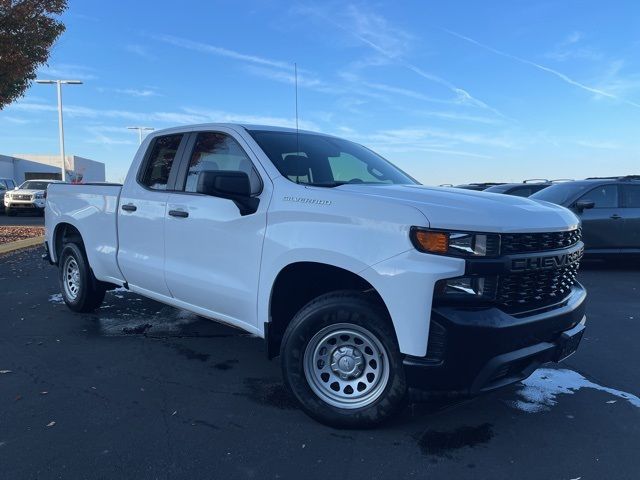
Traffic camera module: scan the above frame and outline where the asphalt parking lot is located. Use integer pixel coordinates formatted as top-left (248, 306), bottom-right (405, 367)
top-left (0, 248), bottom-right (638, 480)
top-left (0, 214), bottom-right (44, 226)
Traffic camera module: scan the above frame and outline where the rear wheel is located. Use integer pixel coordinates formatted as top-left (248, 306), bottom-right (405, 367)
top-left (281, 291), bottom-right (407, 428)
top-left (58, 242), bottom-right (106, 312)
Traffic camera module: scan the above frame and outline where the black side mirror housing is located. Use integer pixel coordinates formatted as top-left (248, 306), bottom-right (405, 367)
top-left (575, 199), bottom-right (595, 212)
top-left (196, 170), bottom-right (259, 216)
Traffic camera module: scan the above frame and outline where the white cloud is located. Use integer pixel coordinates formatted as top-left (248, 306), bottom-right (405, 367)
top-left (544, 31), bottom-right (603, 62)
top-left (125, 44), bottom-right (155, 60)
top-left (114, 88), bottom-right (160, 98)
top-left (37, 63), bottom-right (97, 81)
top-left (153, 34), bottom-right (293, 70)
top-left (444, 29), bottom-right (640, 108)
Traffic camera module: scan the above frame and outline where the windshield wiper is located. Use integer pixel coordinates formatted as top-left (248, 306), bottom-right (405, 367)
top-left (302, 181), bottom-right (349, 188)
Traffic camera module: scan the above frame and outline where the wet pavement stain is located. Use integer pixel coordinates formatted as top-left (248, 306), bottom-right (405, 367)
top-left (169, 344), bottom-right (210, 362)
top-left (190, 419), bottom-right (220, 430)
top-left (241, 378), bottom-right (298, 410)
top-left (121, 323), bottom-right (152, 335)
top-left (212, 359), bottom-right (239, 371)
top-left (417, 423), bottom-right (493, 458)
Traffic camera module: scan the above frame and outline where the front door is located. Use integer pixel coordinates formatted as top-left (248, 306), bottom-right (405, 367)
top-left (620, 184), bottom-right (640, 249)
top-left (164, 130), bottom-right (269, 329)
top-left (117, 133), bottom-right (186, 296)
top-left (575, 184), bottom-right (624, 251)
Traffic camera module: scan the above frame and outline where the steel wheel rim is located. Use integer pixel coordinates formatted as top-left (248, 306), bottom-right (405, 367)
top-left (63, 256), bottom-right (81, 301)
top-left (303, 323), bottom-right (390, 409)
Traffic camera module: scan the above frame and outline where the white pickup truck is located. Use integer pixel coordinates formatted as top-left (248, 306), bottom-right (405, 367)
top-left (45, 124), bottom-right (587, 427)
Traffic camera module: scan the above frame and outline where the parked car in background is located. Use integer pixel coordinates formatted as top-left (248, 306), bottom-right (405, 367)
top-left (0, 178), bottom-right (17, 213)
top-left (452, 182), bottom-right (505, 191)
top-left (484, 179), bottom-right (573, 197)
top-left (530, 175), bottom-right (640, 256)
top-left (4, 179), bottom-right (62, 216)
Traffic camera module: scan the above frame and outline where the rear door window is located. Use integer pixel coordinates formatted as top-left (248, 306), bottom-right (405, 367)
top-left (577, 185), bottom-right (619, 208)
top-left (621, 185), bottom-right (640, 207)
top-left (139, 134), bottom-right (184, 190)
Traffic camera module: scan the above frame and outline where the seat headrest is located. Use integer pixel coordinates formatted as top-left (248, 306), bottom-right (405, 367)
top-left (279, 155), bottom-right (311, 177)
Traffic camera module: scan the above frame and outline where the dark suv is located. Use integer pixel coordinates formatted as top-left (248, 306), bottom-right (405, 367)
top-left (0, 178), bottom-right (17, 213)
top-left (530, 175), bottom-right (640, 256)
top-left (484, 179), bottom-right (564, 197)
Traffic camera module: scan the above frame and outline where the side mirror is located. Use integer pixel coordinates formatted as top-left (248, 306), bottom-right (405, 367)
top-left (196, 170), bottom-right (259, 216)
top-left (197, 170), bottom-right (251, 198)
top-left (575, 200), bottom-right (595, 211)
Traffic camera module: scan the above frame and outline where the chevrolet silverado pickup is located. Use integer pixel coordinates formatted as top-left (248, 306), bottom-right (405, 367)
top-left (44, 124), bottom-right (587, 427)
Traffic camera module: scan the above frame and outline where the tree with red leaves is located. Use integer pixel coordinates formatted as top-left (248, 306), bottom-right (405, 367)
top-left (0, 0), bottom-right (67, 109)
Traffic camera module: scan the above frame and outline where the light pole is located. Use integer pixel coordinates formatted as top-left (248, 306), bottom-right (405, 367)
top-left (127, 126), bottom-right (154, 145)
top-left (35, 79), bottom-right (83, 182)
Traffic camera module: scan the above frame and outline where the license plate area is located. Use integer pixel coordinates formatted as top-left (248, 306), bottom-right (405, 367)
top-left (555, 322), bottom-right (585, 362)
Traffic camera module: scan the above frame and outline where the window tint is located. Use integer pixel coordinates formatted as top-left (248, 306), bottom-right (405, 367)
top-left (578, 185), bottom-right (618, 208)
top-left (6, 180), bottom-right (15, 189)
top-left (328, 153), bottom-right (394, 184)
top-left (140, 134), bottom-right (183, 190)
top-left (509, 187), bottom-right (533, 197)
top-left (0, 182), bottom-right (6, 191)
top-left (184, 132), bottom-right (260, 194)
top-left (622, 185), bottom-right (640, 208)
top-left (249, 130), bottom-right (416, 187)
top-left (20, 181), bottom-right (50, 190)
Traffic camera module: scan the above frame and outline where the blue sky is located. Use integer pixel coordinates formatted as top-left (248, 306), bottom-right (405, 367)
top-left (1, 0), bottom-right (639, 183)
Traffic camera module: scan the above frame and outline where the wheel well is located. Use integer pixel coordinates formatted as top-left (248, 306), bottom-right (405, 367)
top-left (267, 262), bottom-right (389, 359)
top-left (53, 223), bottom-right (84, 263)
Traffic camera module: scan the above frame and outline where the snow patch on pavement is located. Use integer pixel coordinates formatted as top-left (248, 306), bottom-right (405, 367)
top-left (511, 368), bottom-right (640, 413)
top-left (48, 293), bottom-right (64, 304)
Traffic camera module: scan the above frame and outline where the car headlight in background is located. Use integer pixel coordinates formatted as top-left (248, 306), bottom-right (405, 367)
top-left (410, 227), bottom-right (500, 257)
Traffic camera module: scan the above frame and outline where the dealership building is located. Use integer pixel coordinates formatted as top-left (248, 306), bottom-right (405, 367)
top-left (0, 154), bottom-right (105, 184)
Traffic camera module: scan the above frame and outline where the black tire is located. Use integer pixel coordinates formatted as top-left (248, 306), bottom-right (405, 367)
top-left (58, 242), bottom-right (106, 312)
top-left (6, 208), bottom-right (15, 217)
top-left (280, 291), bottom-right (407, 428)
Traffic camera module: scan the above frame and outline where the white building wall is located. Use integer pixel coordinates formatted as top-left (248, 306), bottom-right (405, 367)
top-left (0, 155), bottom-right (15, 180)
top-left (8, 154), bottom-right (106, 183)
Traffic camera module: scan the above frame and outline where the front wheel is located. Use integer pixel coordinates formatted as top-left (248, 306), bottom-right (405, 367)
top-left (58, 242), bottom-right (106, 312)
top-left (6, 208), bottom-right (15, 216)
top-left (280, 291), bottom-right (407, 428)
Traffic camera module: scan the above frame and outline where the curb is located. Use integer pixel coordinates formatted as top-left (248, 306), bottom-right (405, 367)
top-left (0, 236), bottom-right (45, 255)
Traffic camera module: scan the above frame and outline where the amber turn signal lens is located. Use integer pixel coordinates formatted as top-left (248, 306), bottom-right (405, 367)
top-left (414, 231), bottom-right (449, 254)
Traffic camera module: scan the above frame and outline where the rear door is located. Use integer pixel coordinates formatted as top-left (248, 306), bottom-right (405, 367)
top-left (620, 184), bottom-right (640, 249)
top-left (117, 133), bottom-right (187, 296)
top-left (575, 184), bottom-right (624, 250)
top-left (163, 129), bottom-right (269, 329)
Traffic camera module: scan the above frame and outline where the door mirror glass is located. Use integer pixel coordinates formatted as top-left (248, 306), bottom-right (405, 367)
top-left (575, 199), bottom-right (595, 211)
top-left (197, 170), bottom-right (251, 198)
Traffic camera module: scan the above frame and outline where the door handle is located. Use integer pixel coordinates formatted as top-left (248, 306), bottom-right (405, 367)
top-left (168, 209), bottom-right (189, 218)
top-left (610, 214), bottom-right (622, 220)
top-left (121, 204), bottom-right (137, 212)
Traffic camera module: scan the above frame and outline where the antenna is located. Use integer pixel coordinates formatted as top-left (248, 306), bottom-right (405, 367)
top-left (294, 62), bottom-right (300, 155)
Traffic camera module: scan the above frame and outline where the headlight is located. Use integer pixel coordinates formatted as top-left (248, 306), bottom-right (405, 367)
top-left (35, 192), bottom-right (45, 199)
top-left (410, 227), bottom-right (500, 257)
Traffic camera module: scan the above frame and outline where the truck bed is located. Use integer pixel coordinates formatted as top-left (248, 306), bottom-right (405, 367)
top-left (45, 183), bottom-right (125, 286)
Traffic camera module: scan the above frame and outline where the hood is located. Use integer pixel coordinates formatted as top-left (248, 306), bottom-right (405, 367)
top-left (336, 184), bottom-right (579, 233)
top-left (10, 189), bottom-right (44, 195)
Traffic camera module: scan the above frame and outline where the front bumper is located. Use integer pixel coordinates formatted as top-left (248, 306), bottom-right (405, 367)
top-left (5, 201), bottom-right (45, 210)
top-left (403, 283), bottom-right (586, 394)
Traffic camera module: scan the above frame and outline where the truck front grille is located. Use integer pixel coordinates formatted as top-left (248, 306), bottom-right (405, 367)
top-left (13, 194), bottom-right (32, 201)
top-left (501, 228), bottom-right (581, 254)
top-left (496, 262), bottom-right (580, 309)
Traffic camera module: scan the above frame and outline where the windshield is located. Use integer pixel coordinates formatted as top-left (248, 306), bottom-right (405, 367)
top-left (248, 130), bottom-right (417, 187)
top-left (530, 182), bottom-right (591, 205)
top-left (20, 181), bottom-right (51, 190)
